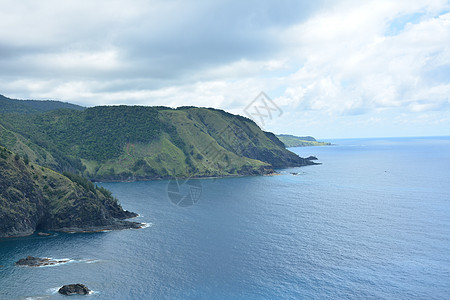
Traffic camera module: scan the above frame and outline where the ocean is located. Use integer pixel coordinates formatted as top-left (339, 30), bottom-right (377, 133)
top-left (1, 137), bottom-right (449, 299)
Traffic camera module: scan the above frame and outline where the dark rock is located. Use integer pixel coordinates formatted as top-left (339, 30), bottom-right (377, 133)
top-left (15, 256), bottom-right (69, 267)
top-left (58, 284), bottom-right (91, 295)
top-left (290, 172), bottom-right (299, 175)
top-left (15, 256), bottom-right (41, 266)
top-left (306, 156), bottom-right (318, 160)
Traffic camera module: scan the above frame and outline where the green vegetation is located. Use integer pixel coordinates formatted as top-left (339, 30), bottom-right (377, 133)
top-left (0, 96), bottom-right (320, 237)
top-left (0, 104), bottom-right (314, 181)
top-left (0, 94), bottom-right (84, 114)
top-left (276, 134), bottom-right (331, 148)
top-left (0, 146), bottom-right (135, 238)
top-left (63, 171), bottom-right (96, 193)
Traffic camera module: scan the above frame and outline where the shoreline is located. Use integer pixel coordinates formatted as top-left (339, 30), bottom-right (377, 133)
top-left (91, 162), bottom-right (319, 183)
top-left (90, 170), bottom-right (279, 183)
top-left (92, 172), bottom-right (277, 183)
top-left (0, 218), bottom-right (145, 239)
top-left (54, 221), bottom-right (146, 234)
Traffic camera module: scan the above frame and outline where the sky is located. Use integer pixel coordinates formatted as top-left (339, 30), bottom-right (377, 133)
top-left (0, 0), bottom-right (449, 139)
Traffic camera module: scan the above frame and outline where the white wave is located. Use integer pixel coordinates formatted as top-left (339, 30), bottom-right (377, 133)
top-left (26, 257), bottom-right (106, 268)
top-left (140, 222), bottom-right (153, 229)
top-left (31, 258), bottom-right (73, 268)
top-left (89, 290), bottom-right (100, 295)
top-left (46, 286), bottom-right (62, 294)
top-left (79, 258), bottom-right (102, 264)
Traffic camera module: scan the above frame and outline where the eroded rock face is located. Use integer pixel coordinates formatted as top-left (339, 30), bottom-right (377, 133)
top-left (58, 284), bottom-right (91, 295)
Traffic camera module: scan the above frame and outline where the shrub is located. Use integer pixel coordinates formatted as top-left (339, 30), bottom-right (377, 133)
top-left (63, 171), bottom-right (96, 193)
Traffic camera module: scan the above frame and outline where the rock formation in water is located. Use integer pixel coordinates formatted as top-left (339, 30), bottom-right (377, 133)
top-left (58, 284), bottom-right (91, 295)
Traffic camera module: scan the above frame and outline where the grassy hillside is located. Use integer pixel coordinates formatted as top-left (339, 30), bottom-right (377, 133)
top-left (0, 106), bottom-right (315, 181)
top-left (0, 94), bottom-right (84, 114)
top-left (0, 146), bottom-right (139, 238)
top-left (276, 134), bottom-right (331, 147)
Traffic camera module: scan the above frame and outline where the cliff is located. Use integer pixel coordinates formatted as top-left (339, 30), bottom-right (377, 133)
top-left (0, 146), bottom-right (140, 238)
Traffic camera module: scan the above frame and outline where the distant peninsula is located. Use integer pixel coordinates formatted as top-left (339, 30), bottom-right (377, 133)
top-left (0, 95), bottom-right (318, 181)
top-left (276, 134), bottom-right (331, 148)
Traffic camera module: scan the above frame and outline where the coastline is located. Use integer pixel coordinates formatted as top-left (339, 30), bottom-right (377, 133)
top-left (54, 220), bottom-right (146, 234)
top-left (0, 216), bottom-right (144, 239)
top-left (91, 161), bottom-right (319, 183)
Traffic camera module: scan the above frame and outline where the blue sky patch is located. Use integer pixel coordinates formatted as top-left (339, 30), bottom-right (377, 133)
top-left (385, 12), bottom-right (425, 36)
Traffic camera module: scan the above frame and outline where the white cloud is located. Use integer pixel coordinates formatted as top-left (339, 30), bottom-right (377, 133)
top-left (0, 0), bottom-right (449, 137)
top-left (275, 1), bottom-right (450, 118)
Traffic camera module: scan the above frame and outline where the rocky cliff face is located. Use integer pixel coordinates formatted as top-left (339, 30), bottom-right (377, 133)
top-left (0, 147), bottom-right (139, 238)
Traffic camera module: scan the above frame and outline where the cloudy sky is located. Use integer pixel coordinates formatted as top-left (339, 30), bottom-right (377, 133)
top-left (0, 0), bottom-right (449, 138)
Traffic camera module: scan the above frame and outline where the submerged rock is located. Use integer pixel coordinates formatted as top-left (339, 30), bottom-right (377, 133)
top-left (15, 256), bottom-right (69, 267)
top-left (59, 284), bottom-right (91, 295)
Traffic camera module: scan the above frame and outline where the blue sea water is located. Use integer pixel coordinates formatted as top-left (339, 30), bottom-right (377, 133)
top-left (1, 137), bottom-right (449, 299)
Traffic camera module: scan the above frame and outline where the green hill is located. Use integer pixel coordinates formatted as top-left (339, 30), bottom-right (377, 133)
top-left (0, 105), bottom-right (316, 181)
top-left (0, 94), bottom-right (85, 114)
top-left (276, 134), bottom-right (331, 148)
top-left (0, 146), bottom-right (140, 238)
